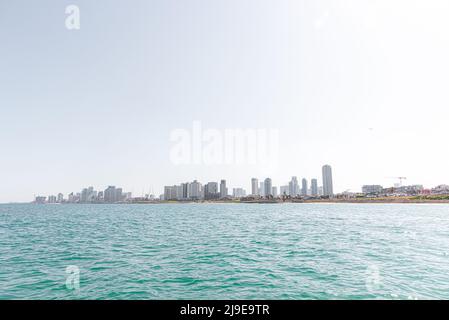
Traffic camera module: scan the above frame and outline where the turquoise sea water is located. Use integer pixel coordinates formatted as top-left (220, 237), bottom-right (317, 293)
top-left (1, 203), bottom-right (449, 300)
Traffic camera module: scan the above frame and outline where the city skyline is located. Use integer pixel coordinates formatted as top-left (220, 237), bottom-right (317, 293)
top-left (32, 164), bottom-right (335, 203)
top-left (31, 181), bottom-right (449, 205)
top-left (2, 1), bottom-right (449, 203)
top-left (4, 0), bottom-right (449, 304)
top-left (5, 162), bottom-right (449, 203)
top-left (27, 163), bottom-right (449, 204)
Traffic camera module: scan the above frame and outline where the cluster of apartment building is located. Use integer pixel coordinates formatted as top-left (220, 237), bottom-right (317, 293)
top-left (248, 165), bottom-right (333, 198)
top-left (163, 180), bottom-right (230, 201)
top-left (34, 186), bottom-right (132, 204)
top-left (34, 165), bottom-right (336, 203)
top-left (361, 184), bottom-right (449, 197)
top-left (162, 165), bottom-right (335, 201)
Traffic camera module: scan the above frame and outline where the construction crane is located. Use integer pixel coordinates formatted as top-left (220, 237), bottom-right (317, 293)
top-left (387, 177), bottom-right (407, 187)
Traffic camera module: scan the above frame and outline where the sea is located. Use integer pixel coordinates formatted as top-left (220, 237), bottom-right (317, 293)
top-left (1, 203), bottom-right (449, 300)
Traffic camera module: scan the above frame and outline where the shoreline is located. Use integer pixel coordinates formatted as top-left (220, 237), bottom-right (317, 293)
top-left (12, 198), bottom-right (449, 205)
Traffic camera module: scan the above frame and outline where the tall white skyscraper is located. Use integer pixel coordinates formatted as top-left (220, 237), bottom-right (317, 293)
top-left (311, 179), bottom-right (318, 196)
top-left (322, 165), bottom-right (334, 197)
top-left (272, 186), bottom-right (278, 197)
top-left (264, 178), bottom-right (272, 197)
top-left (220, 180), bottom-right (228, 198)
top-left (189, 180), bottom-right (202, 199)
top-left (251, 178), bottom-right (259, 196)
top-left (259, 181), bottom-right (265, 197)
top-left (301, 178), bottom-right (308, 196)
top-left (289, 176), bottom-right (298, 196)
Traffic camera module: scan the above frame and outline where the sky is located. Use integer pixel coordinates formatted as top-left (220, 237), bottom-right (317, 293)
top-left (1, 0), bottom-right (449, 202)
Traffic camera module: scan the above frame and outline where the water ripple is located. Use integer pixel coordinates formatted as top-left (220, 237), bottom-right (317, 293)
top-left (1, 203), bottom-right (449, 299)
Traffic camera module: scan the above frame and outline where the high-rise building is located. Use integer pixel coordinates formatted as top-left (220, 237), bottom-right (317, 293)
top-left (311, 179), bottom-right (318, 196)
top-left (204, 182), bottom-right (219, 200)
top-left (181, 183), bottom-right (190, 199)
top-left (251, 178), bottom-right (259, 196)
top-left (80, 187), bottom-right (97, 203)
top-left (189, 180), bottom-right (202, 199)
top-left (57, 193), bottom-right (64, 203)
top-left (264, 178), bottom-right (272, 197)
top-left (259, 181), bottom-right (265, 197)
top-left (301, 178), bottom-right (308, 196)
top-left (280, 185), bottom-right (289, 196)
top-left (272, 186), bottom-right (278, 198)
top-left (289, 177), bottom-right (299, 197)
top-left (176, 185), bottom-right (184, 200)
top-left (34, 196), bottom-right (46, 204)
top-left (104, 186), bottom-right (117, 203)
top-left (81, 188), bottom-right (89, 203)
top-left (318, 186), bottom-right (324, 196)
top-left (115, 188), bottom-right (123, 202)
top-left (322, 165), bottom-right (334, 197)
top-left (47, 195), bottom-right (57, 203)
top-left (164, 186), bottom-right (177, 200)
top-left (220, 180), bottom-right (228, 198)
top-left (232, 188), bottom-right (246, 198)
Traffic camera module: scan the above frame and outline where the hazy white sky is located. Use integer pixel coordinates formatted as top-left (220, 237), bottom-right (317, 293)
top-left (1, 0), bottom-right (449, 202)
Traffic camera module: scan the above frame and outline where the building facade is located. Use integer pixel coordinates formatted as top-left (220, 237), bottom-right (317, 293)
top-left (311, 179), bottom-right (318, 196)
top-left (322, 165), bottom-right (334, 197)
top-left (362, 185), bottom-right (383, 194)
top-left (280, 185), bottom-right (289, 196)
top-left (232, 188), bottom-right (246, 198)
top-left (251, 178), bottom-right (259, 196)
top-left (104, 186), bottom-right (117, 203)
top-left (204, 182), bottom-right (219, 200)
top-left (302, 178), bottom-right (308, 196)
top-left (220, 180), bottom-right (228, 198)
top-left (264, 178), bottom-right (272, 197)
top-left (289, 176), bottom-right (299, 197)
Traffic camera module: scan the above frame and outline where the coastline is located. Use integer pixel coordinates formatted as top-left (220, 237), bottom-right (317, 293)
top-left (123, 196), bottom-right (449, 204)
top-left (19, 199), bottom-right (449, 205)
top-left (116, 195), bottom-right (449, 205)
top-left (6, 194), bottom-right (449, 206)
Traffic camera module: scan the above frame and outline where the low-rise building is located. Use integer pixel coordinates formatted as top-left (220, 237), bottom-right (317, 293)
top-left (362, 185), bottom-right (383, 195)
top-left (232, 188), bottom-right (246, 198)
